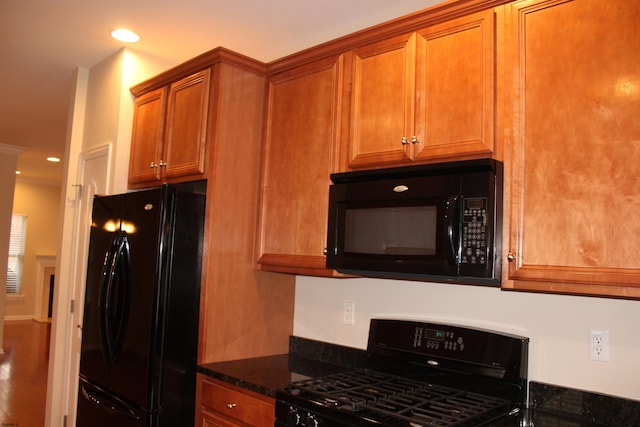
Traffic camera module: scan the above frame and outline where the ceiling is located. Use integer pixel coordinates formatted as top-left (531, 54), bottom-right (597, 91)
top-left (1, 0), bottom-right (442, 184)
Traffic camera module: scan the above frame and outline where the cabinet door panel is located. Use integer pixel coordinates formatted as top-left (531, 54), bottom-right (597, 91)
top-left (128, 88), bottom-right (166, 185)
top-left (201, 410), bottom-right (247, 427)
top-left (348, 33), bottom-right (416, 168)
top-left (200, 378), bottom-right (274, 427)
top-left (258, 56), bottom-right (345, 275)
top-left (164, 69), bottom-right (211, 179)
top-left (505, 0), bottom-right (640, 296)
top-left (415, 9), bottom-right (494, 160)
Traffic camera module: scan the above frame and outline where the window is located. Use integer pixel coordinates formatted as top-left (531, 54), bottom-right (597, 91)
top-left (7, 213), bottom-right (27, 294)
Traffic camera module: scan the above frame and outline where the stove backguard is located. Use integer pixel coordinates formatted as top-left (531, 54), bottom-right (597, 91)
top-left (366, 319), bottom-right (529, 409)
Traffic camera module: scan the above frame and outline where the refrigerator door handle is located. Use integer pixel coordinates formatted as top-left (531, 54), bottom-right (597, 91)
top-left (109, 233), bottom-right (131, 362)
top-left (81, 382), bottom-right (141, 420)
top-left (98, 232), bottom-right (120, 363)
top-left (103, 231), bottom-right (131, 364)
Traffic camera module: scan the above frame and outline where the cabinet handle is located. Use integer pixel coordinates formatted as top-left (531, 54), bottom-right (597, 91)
top-left (226, 403), bottom-right (237, 409)
top-left (507, 253), bottom-right (516, 262)
top-left (401, 136), bottom-right (409, 145)
top-left (411, 136), bottom-right (419, 144)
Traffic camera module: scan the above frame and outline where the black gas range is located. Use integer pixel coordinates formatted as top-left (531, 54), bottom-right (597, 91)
top-left (276, 319), bottom-right (529, 427)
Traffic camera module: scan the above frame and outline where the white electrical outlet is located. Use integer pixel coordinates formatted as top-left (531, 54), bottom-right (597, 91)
top-left (589, 329), bottom-right (610, 361)
top-left (343, 302), bottom-right (355, 325)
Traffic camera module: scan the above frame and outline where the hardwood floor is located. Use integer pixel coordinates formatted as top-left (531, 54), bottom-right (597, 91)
top-left (0, 320), bottom-right (50, 426)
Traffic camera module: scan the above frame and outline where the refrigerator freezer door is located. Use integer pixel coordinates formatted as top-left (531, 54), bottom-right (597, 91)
top-left (78, 376), bottom-right (148, 427)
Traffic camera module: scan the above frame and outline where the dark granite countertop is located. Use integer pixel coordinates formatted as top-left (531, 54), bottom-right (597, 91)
top-left (528, 382), bottom-right (640, 426)
top-left (197, 337), bottom-right (640, 426)
top-left (197, 336), bottom-right (368, 397)
top-left (197, 353), bottom-right (350, 398)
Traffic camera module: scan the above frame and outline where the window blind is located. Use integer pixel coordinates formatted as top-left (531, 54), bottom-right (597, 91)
top-left (7, 214), bottom-right (27, 294)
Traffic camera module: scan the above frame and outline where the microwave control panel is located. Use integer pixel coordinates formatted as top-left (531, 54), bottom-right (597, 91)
top-left (461, 197), bottom-right (488, 265)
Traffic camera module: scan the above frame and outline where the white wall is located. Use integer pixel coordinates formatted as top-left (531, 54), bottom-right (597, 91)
top-left (294, 275), bottom-right (640, 401)
top-left (6, 179), bottom-right (60, 319)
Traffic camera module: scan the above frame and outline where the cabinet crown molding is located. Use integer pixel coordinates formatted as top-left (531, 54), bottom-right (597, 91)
top-left (131, 46), bottom-right (267, 96)
top-left (267, 0), bottom-right (511, 74)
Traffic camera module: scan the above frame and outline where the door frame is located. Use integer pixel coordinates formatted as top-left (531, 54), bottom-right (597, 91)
top-left (45, 142), bottom-right (111, 427)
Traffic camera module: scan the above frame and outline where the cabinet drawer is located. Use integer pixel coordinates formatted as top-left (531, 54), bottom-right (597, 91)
top-left (201, 378), bottom-right (274, 426)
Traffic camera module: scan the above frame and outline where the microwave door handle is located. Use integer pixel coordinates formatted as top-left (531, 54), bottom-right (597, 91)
top-left (445, 196), bottom-right (460, 265)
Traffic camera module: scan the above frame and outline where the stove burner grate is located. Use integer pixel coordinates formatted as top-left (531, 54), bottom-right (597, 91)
top-left (285, 370), bottom-right (512, 426)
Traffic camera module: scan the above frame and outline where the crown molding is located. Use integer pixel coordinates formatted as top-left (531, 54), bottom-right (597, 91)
top-left (0, 143), bottom-right (26, 156)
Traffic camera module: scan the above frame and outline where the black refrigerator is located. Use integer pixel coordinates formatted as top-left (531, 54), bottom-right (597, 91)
top-left (76, 185), bottom-right (205, 427)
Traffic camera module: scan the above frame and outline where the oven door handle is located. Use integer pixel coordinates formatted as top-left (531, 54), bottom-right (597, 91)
top-left (445, 195), bottom-right (460, 265)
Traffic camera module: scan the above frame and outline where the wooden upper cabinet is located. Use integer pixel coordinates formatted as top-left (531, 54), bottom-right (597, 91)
top-left (503, 0), bottom-right (640, 298)
top-left (129, 87), bottom-right (167, 184)
top-left (128, 68), bottom-right (211, 187)
top-left (163, 69), bottom-right (210, 180)
top-left (257, 55), bottom-right (346, 276)
top-left (344, 9), bottom-right (495, 170)
top-left (414, 9), bottom-right (495, 161)
top-left (347, 32), bottom-right (417, 168)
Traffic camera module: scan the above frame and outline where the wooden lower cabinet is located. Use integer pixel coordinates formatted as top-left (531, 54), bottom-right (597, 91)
top-left (503, 0), bottom-right (640, 298)
top-left (196, 375), bottom-right (275, 427)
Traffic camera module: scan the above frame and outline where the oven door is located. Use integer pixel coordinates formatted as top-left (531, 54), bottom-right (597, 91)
top-left (326, 173), bottom-right (461, 279)
top-left (275, 400), bottom-right (356, 427)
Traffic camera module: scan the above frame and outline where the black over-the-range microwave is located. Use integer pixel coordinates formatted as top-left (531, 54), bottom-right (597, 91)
top-left (326, 159), bottom-right (503, 285)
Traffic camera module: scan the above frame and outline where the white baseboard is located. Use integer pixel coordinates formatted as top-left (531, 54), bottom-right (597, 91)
top-left (4, 315), bottom-right (37, 321)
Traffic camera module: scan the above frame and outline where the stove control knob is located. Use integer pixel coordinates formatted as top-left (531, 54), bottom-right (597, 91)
top-left (287, 407), bottom-right (301, 425)
top-left (302, 413), bottom-right (319, 427)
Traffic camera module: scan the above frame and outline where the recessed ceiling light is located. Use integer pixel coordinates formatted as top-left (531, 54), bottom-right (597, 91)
top-left (111, 28), bottom-right (140, 43)
top-left (47, 156), bottom-right (61, 163)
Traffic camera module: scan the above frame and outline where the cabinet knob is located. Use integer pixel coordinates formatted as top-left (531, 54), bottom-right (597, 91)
top-left (507, 253), bottom-right (516, 262)
top-left (150, 162), bottom-right (157, 169)
top-left (323, 248), bottom-right (328, 256)
top-left (158, 160), bottom-right (167, 167)
top-left (226, 403), bottom-right (237, 409)
top-left (411, 135), bottom-right (419, 144)
top-left (401, 136), bottom-right (409, 145)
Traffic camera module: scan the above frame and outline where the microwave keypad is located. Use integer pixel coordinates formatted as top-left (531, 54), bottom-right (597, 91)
top-left (462, 198), bottom-right (488, 265)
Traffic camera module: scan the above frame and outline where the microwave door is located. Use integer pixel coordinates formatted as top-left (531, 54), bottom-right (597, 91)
top-left (326, 159), bottom-right (502, 285)
top-left (328, 199), bottom-right (459, 278)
